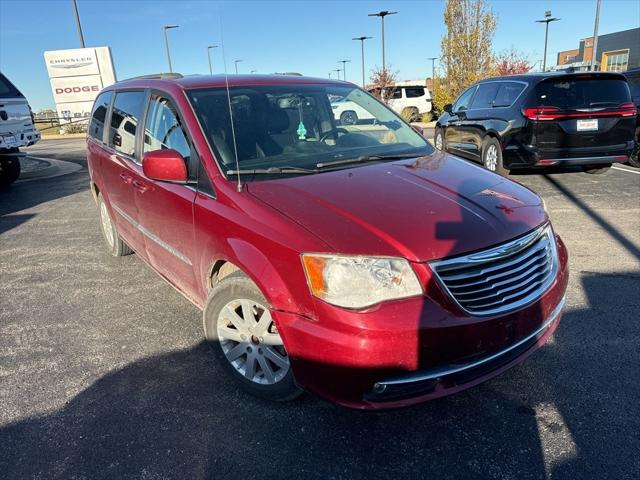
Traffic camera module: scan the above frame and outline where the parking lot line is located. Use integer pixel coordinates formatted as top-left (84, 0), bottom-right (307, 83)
top-left (612, 165), bottom-right (640, 175)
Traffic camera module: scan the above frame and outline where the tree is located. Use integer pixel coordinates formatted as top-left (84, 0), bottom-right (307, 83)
top-left (434, 0), bottom-right (497, 112)
top-left (368, 66), bottom-right (398, 103)
top-left (494, 48), bottom-right (532, 76)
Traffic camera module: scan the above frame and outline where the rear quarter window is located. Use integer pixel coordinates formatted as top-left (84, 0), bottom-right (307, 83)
top-left (534, 77), bottom-right (631, 109)
top-left (88, 91), bottom-right (112, 142)
top-left (405, 87), bottom-right (425, 98)
top-left (493, 82), bottom-right (525, 107)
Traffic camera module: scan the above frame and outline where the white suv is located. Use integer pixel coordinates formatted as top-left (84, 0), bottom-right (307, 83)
top-left (0, 72), bottom-right (40, 186)
top-left (370, 84), bottom-right (433, 122)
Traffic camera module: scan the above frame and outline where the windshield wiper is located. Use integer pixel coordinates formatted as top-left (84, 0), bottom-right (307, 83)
top-left (316, 153), bottom-right (420, 169)
top-left (226, 166), bottom-right (318, 175)
top-left (587, 101), bottom-right (621, 107)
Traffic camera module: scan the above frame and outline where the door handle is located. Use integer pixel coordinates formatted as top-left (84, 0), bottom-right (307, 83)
top-left (132, 179), bottom-right (149, 193)
top-left (120, 172), bottom-right (133, 184)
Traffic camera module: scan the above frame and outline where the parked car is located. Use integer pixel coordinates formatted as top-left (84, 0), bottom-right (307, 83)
top-left (434, 72), bottom-right (637, 175)
top-left (330, 96), bottom-right (375, 125)
top-left (622, 67), bottom-right (640, 167)
top-left (0, 72), bottom-right (40, 187)
top-left (370, 83), bottom-right (433, 122)
top-left (87, 73), bottom-right (568, 409)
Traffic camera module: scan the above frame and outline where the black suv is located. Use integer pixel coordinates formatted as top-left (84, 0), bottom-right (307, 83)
top-left (434, 72), bottom-right (637, 175)
top-left (622, 67), bottom-right (640, 167)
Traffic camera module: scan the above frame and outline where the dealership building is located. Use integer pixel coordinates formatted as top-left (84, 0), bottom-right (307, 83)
top-left (555, 27), bottom-right (639, 72)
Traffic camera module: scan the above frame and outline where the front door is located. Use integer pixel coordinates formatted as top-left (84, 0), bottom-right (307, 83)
top-left (446, 86), bottom-right (477, 159)
top-left (135, 93), bottom-right (199, 299)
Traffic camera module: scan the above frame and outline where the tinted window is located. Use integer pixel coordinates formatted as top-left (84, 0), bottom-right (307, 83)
top-left (405, 87), bottom-right (425, 98)
top-left (88, 91), bottom-right (112, 142)
top-left (626, 75), bottom-right (640, 101)
top-left (109, 91), bottom-right (146, 158)
top-left (470, 83), bottom-right (499, 109)
top-left (388, 88), bottom-right (402, 99)
top-left (493, 82), bottom-right (525, 107)
top-left (534, 78), bottom-right (631, 109)
top-left (0, 73), bottom-right (24, 98)
top-left (143, 96), bottom-right (191, 161)
top-left (453, 86), bottom-right (476, 111)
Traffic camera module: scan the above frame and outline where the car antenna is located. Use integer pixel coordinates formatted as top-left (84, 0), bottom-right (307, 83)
top-left (219, 11), bottom-right (242, 192)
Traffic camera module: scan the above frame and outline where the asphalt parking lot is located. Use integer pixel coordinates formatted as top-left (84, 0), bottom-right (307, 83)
top-left (1, 138), bottom-right (639, 479)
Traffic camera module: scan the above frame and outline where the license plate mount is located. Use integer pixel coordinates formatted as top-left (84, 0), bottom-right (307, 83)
top-left (577, 119), bottom-right (598, 132)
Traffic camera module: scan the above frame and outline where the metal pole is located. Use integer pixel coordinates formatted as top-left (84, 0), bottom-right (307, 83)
top-left (381, 16), bottom-right (386, 71)
top-left (591, 0), bottom-right (601, 70)
top-left (543, 22), bottom-right (549, 72)
top-left (71, 0), bottom-right (85, 48)
top-left (361, 41), bottom-right (365, 86)
top-left (207, 49), bottom-right (212, 75)
top-left (164, 29), bottom-right (172, 72)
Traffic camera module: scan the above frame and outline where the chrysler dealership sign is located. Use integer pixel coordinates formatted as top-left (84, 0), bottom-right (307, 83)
top-left (44, 47), bottom-right (116, 124)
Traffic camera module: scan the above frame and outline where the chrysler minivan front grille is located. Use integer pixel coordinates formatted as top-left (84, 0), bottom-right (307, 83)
top-left (430, 224), bottom-right (558, 316)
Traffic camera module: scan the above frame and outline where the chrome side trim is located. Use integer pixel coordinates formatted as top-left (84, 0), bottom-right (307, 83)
top-left (375, 295), bottom-right (566, 389)
top-left (111, 203), bottom-right (192, 265)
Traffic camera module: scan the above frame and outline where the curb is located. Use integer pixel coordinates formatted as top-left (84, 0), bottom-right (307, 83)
top-left (41, 133), bottom-right (87, 140)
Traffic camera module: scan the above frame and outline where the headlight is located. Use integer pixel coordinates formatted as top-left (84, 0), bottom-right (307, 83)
top-left (301, 254), bottom-right (422, 309)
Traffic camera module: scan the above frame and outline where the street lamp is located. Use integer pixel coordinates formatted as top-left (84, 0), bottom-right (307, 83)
top-left (207, 45), bottom-right (218, 75)
top-left (163, 24), bottom-right (179, 73)
top-left (535, 11), bottom-right (560, 72)
top-left (338, 60), bottom-right (351, 81)
top-left (427, 56), bottom-right (438, 93)
top-left (368, 10), bottom-right (397, 72)
top-left (333, 68), bottom-right (341, 80)
top-left (250, 69), bottom-right (258, 74)
top-left (71, 0), bottom-right (85, 48)
top-left (590, 0), bottom-right (602, 70)
top-left (234, 59), bottom-right (243, 74)
top-left (352, 36), bottom-right (373, 87)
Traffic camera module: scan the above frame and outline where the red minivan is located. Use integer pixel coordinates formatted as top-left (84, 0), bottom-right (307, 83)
top-left (87, 74), bottom-right (568, 409)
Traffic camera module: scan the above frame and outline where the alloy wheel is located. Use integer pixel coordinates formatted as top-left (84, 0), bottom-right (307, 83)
top-left (217, 298), bottom-right (290, 385)
top-left (100, 201), bottom-right (115, 248)
top-left (435, 133), bottom-right (443, 150)
top-left (485, 144), bottom-right (498, 171)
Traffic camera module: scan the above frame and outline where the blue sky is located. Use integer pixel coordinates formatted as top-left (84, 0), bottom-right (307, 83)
top-left (1, 0), bottom-right (639, 110)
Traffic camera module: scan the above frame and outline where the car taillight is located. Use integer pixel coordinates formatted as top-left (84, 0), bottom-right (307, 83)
top-left (523, 103), bottom-right (638, 121)
top-left (521, 107), bottom-right (562, 121)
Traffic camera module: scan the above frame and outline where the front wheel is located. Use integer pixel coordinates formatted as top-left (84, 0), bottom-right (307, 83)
top-left (482, 137), bottom-right (508, 176)
top-left (628, 128), bottom-right (640, 168)
top-left (0, 153), bottom-right (21, 188)
top-left (203, 271), bottom-right (301, 402)
top-left (340, 110), bottom-right (358, 126)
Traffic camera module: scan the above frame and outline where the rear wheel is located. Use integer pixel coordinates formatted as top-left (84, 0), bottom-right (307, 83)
top-left (0, 149), bottom-right (21, 188)
top-left (203, 271), bottom-right (301, 402)
top-left (97, 193), bottom-right (133, 256)
top-left (584, 164), bottom-right (611, 174)
top-left (628, 127), bottom-right (640, 168)
top-left (482, 137), bottom-right (508, 175)
top-left (340, 110), bottom-right (358, 126)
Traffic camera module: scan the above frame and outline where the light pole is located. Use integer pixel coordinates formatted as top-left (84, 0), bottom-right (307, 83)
top-left (234, 59), bottom-right (243, 74)
top-left (427, 56), bottom-right (438, 96)
top-left (71, 0), bottom-right (85, 48)
top-left (338, 60), bottom-right (351, 81)
top-left (333, 68), bottom-right (341, 80)
top-left (328, 71), bottom-right (332, 79)
top-left (536, 11), bottom-right (560, 72)
top-left (207, 45), bottom-right (218, 75)
top-left (250, 69), bottom-right (257, 74)
top-left (368, 10), bottom-right (397, 72)
top-left (352, 36), bottom-right (373, 87)
top-left (590, 0), bottom-right (601, 70)
top-left (163, 24), bottom-right (179, 73)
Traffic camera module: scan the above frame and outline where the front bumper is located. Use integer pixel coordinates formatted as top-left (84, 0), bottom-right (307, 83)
top-left (274, 235), bottom-right (569, 409)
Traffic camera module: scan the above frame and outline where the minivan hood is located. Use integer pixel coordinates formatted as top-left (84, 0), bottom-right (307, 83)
top-left (247, 152), bottom-right (547, 262)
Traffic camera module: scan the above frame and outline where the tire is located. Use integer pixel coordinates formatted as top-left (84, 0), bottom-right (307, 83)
top-left (584, 164), bottom-right (611, 174)
top-left (482, 137), bottom-right (508, 175)
top-left (340, 110), bottom-right (358, 126)
top-left (0, 152), bottom-right (21, 188)
top-left (97, 193), bottom-right (133, 256)
top-left (434, 128), bottom-right (445, 151)
top-left (203, 271), bottom-right (301, 402)
top-left (628, 128), bottom-right (640, 168)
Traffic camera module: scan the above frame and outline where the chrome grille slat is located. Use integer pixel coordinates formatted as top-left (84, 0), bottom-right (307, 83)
top-left (430, 224), bottom-right (559, 316)
top-left (446, 246), bottom-right (550, 290)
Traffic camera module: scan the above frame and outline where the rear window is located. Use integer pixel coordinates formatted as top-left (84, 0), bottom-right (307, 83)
top-left (405, 87), bottom-right (425, 98)
top-left (534, 77), bottom-right (631, 110)
top-left (89, 91), bottom-right (112, 142)
top-left (0, 73), bottom-right (24, 98)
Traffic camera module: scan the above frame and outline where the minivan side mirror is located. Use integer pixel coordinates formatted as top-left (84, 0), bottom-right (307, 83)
top-left (443, 103), bottom-right (453, 114)
top-left (142, 149), bottom-right (188, 183)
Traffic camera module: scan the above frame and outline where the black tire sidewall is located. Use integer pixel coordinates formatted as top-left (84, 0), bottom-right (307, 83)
top-left (97, 193), bottom-right (132, 257)
top-left (0, 156), bottom-right (21, 187)
top-left (203, 272), bottom-right (301, 401)
top-left (340, 111), bottom-right (357, 125)
top-left (434, 128), bottom-right (445, 150)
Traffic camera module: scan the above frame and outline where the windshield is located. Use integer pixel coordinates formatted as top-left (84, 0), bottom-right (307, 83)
top-left (187, 84), bottom-right (432, 177)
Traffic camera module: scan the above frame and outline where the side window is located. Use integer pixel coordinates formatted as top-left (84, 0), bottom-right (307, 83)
top-left (470, 83), bottom-right (499, 109)
top-left (493, 82), bottom-right (526, 107)
top-left (405, 87), bottom-right (425, 98)
top-left (88, 91), bottom-right (112, 142)
top-left (109, 91), bottom-right (146, 158)
top-left (388, 88), bottom-right (402, 100)
top-left (143, 96), bottom-right (191, 162)
top-left (453, 87), bottom-right (476, 112)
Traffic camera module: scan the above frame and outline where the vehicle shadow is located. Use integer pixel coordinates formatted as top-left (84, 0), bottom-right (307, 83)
top-left (1, 269), bottom-right (637, 479)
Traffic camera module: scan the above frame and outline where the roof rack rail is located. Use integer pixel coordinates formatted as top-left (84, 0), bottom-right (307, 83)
top-left (123, 73), bottom-right (183, 81)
